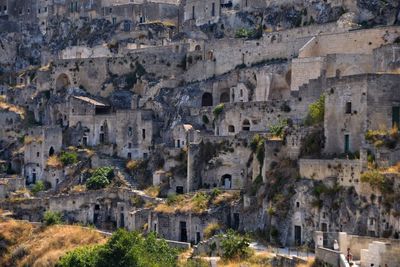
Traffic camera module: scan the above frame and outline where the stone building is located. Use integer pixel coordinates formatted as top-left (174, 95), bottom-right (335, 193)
top-left (324, 74), bottom-right (400, 156)
top-left (183, 0), bottom-right (220, 27)
top-left (67, 95), bottom-right (156, 159)
top-left (23, 126), bottom-right (62, 185)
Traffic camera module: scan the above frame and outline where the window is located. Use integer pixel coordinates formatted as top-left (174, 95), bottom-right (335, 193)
top-left (127, 153), bottom-right (132, 159)
top-left (201, 93), bottom-right (213, 106)
top-left (192, 6), bottom-right (195, 19)
top-left (44, 7), bottom-right (47, 12)
top-left (128, 142), bottom-right (132, 149)
top-left (369, 218), bottom-right (374, 226)
top-left (228, 125), bottom-right (235, 133)
top-left (344, 134), bottom-right (350, 153)
top-left (4, 6), bottom-right (7, 12)
top-left (296, 202), bottom-right (300, 208)
top-left (393, 106), bottom-right (400, 129)
top-left (177, 140), bottom-right (180, 148)
top-left (128, 127), bottom-right (132, 137)
top-left (37, 152), bottom-right (40, 157)
top-left (112, 17), bottom-right (116, 24)
top-left (211, 3), bottom-right (215, 16)
top-left (109, 7), bottom-right (112, 13)
top-left (142, 129), bottom-right (146, 139)
top-left (124, 21), bottom-right (131, 32)
top-left (345, 102), bottom-right (352, 114)
top-left (242, 119), bottom-right (250, 131)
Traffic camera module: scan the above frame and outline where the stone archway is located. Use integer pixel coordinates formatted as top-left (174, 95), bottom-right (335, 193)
top-left (220, 92), bottom-right (230, 103)
top-left (55, 73), bottom-right (71, 90)
top-left (201, 92), bottom-right (213, 107)
top-left (221, 174), bottom-right (232, 189)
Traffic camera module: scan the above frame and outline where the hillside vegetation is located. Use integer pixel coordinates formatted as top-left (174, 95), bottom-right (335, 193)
top-left (0, 216), bottom-right (106, 267)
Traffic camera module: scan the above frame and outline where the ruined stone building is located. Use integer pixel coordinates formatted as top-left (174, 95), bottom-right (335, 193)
top-left (0, 1), bottom-right (400, 264)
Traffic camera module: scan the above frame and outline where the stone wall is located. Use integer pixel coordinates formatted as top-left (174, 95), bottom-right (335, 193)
top-left (299, 158), bottom-right (363, 191)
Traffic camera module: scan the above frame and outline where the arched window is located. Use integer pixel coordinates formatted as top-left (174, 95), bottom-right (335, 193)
top-left (242, 119), bottom-right (250, 131)
top-left (220, 92), bottom-right (229, 103)
top-left (195, 44), bottom-right (201, 51)
top-left (228, 125), bottom-right (235, 133)
top-left (128, 127), bottom-right (133, 137)
top-left (201, 93), bottom-right (213, 107)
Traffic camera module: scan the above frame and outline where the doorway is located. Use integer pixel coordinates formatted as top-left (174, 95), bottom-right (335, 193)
top-left (180, 221), bottom-right (187, 242)
top-left (294, 225), bottom-right (301, 246)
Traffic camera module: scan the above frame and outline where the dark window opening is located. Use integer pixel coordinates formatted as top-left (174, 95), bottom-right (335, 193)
top-left (228, 125), bottom-right (235, 133)
top-left (346, 102), bottom-right (352, 114)
top-left (201, 93), bottom-right (213, 106)
top-left (176, 186), bottom-right (184, 194)
top-left (242, 119), bottom-right (250, 131)
top-left (220, 92), bottom-right (229, 103)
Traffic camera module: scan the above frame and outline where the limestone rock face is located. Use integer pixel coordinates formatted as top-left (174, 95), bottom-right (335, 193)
top-left (357, 0), bottom-right (400, 25)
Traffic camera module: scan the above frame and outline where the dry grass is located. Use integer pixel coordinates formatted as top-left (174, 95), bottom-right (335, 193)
top-left (46, 155), bottom-right (63, 169)
top-left (217, 251), bottom-right (273, 267)
top-left (155, 191), bottom-right (241, 215)
top-left (212, 191), bottom-right (240, 206)
top-left (0, 218), bottom-right (106, 266)
top-left (70, 185), bottom-right (87, 193)
top-left (296, 258), bottom-right (316, 267)
top-left (126, 160), bottom-right (142, 172)
top-left (144, 185), bottom-right (160, 198)
top-left (24, 136), bottom-right (43, 145)
top-left (383, 162), bottom-right (400, 174)
top-left (0, 99), bottom-right (25, 119)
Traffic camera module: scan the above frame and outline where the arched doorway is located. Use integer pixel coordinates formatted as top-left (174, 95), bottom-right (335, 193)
top-left (49, 147), bottom-right (55, 156)
top-left (201, 92), bottom-right (213, 107)
top-left (55, 73), bottom-right (71, 90)
top-left (221, 174), bottom-right (232, 189)
top-left (242, 119), bottom-right (250, 131)
top-left (220, 92), bottom-right (229, 103)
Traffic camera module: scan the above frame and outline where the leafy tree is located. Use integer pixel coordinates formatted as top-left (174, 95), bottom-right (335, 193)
top-left (213, 104), bottom-right (224, 117)
top-left (86, 167), bottom-right (114, 190)
top-left (43, 211), bottom-right (62, 226)
top-left (58, 229), bottom-right (178, 267)
top-left (305, 94), bottom-right (325, 125)
top-left (31, 181), bottom-right (46, 195)
top-left (60, 151), bottom-right (78, 165)
top-left (219, 229), bottom-right (251, 260)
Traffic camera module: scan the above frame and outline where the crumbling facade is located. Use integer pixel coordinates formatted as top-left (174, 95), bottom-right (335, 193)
top-left (0, 0), bottom-right (400, 258)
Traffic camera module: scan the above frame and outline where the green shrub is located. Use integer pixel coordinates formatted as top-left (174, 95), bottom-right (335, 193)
top-left (43, 211), bottom-right (62, 226)
top-left (60, 151), bottom-right (78, 165)
top-left (31, 181), bottom-right (45, 195)
top-left (361, 170), bottom-right (385, 190)
top-left (269, 119), bottom-right (288, 138)
top-left (58, 229), bottom-right (177, 267)
top-left (213, 104), bottom-right (224, 117)
top-left (220, 230), bottom-right (251, 260)
top-left (86, 167), bottom-right (114, 190)
top-left (305, 94), bottom-right (325, 125)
